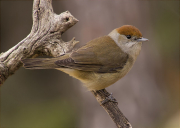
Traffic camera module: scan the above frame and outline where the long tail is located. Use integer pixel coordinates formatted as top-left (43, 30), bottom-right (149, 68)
top-left (22, 58), bottom-right (59, 69)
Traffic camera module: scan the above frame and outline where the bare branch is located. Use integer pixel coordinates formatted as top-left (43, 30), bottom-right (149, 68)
top-left (92, 89), bottom-right (132, 128)
top-left (0, 0), bottom-right (79, 85)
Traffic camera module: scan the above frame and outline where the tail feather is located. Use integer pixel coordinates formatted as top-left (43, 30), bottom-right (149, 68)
top-left (22, 58), bottom-right (58, 69)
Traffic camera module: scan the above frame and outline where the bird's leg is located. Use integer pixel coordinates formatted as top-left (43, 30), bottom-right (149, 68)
top-left (101, 93), bottom-right (118, 105)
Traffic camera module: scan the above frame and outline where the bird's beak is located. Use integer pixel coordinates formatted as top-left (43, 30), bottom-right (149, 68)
top-left (137, 37), bottom-right (149, 42)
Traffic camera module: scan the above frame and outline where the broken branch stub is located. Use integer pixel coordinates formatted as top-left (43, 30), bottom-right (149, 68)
top-left (0, 0), bottom-right (79, 85)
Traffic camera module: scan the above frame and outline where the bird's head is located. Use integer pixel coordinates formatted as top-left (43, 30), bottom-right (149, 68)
top-left (109, 25), bottom-right (148, 56)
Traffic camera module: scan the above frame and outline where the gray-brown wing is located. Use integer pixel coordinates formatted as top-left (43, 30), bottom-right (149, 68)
top-left (55, 36), bottom-right (129, 73)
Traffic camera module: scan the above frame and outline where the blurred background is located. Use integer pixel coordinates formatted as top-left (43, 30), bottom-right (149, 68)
top-left (0, 0), bottom-right (179, 128)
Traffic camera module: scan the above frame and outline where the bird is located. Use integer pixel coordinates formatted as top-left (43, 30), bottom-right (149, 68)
top-left (22, 25), bottom-right (148, 91)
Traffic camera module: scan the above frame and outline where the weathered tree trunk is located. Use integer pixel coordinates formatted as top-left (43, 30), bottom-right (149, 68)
top-left (0, 0), bottom-right (78, 85)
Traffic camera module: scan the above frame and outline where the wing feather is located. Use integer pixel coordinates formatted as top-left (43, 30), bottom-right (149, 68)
top-left (55, 36), bottom-right (129, 73)
top-left (23, 36), bottom-right (129, 73)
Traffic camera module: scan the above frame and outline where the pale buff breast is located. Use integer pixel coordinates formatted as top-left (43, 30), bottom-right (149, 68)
top-left (57, 58), bottom-right (134, 91)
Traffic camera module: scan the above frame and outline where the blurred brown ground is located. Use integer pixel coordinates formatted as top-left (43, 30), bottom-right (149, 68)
top-left (0, 1), bottom-right (179, 128)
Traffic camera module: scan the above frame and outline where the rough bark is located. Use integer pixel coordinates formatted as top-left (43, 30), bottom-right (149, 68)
top-left (0, 0), bottom-right (79, 85)
top-left (92, 89), bottom-right (132, 128)
top-left (0, 0), bottom-right (132, 128)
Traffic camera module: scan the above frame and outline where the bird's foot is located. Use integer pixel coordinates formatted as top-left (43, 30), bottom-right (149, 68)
top-left (101, 93), bottom-right (118, 105)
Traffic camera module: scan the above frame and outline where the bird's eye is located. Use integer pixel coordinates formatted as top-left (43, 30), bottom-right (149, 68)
top-left (126, 35), bottom-right (131, 39)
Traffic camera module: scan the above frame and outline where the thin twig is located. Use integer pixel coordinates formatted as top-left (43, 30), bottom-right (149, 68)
top-left (92, 89), bottom-right (132, 128)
